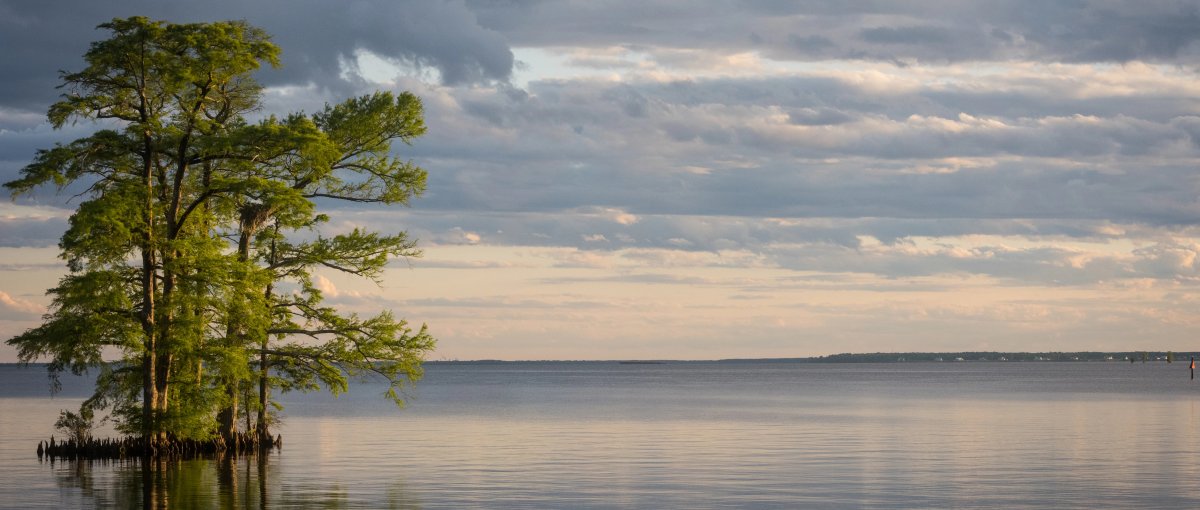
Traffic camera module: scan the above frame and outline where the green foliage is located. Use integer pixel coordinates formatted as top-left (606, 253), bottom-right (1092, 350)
top-left (5, 17), bottom-right (435, 443)
top-left (89, 363), bottom-right (147, 436)
top-left (55, 404), bottom-right (99, 443)
top-left (310, 92), bottom-right (427, 204)
top-left (8, 269), bottom-right (142, 392)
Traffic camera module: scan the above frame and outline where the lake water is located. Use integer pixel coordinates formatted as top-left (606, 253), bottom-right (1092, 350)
top-left (3, 361), bottom-right (1200, 509)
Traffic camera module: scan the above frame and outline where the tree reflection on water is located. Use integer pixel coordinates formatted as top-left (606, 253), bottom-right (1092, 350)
top-left (46, 453), bottom-right (415, 509)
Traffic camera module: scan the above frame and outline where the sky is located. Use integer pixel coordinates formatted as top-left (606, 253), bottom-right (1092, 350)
top-left (4, 1), bottom-right (1200, 361)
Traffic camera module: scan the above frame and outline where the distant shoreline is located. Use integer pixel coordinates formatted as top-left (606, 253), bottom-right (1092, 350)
top-left (422, 350), bottom-right (1200, 364)
top-left (6, 351), bottom-right (1196, 366)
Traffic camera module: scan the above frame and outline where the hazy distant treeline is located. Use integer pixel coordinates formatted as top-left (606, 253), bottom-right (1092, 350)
top-left (807, 352), bottom-right (1200, 363)
top-left (425, 352), bottom-right (1200, 364)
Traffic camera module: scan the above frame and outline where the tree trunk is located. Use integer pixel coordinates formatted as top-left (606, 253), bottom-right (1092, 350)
top-left (142, 351), bottom-right (156, 442)
top-left (154, 352), bottom-right (172, 443)
top-left (155, 238), bottom-right (178, 440)
top-left (257, 343), bottom-right (269, 445)
top-left (139, 130), bottom-right (158, 441)
top-left (219, 225), bottom-right (256, 440)
top-left (257, 226), bottom-right (278, 446)
top-left (245, 384), bottom-right (253, 433)
top-left (218, 388), bottom-right (238, 441)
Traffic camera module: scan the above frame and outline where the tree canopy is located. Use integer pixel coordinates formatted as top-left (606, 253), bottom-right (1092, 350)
top-left (5, 16), bottom-right (435, 447)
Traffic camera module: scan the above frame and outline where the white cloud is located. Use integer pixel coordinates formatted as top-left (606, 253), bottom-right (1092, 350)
top-left (0, 290), bottom-right (44, 320)
top-left (313, 274), bottom-right (340, 298)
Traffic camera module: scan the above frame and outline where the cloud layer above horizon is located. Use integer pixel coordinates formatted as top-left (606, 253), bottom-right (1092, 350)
top-left (4, 1), bottom-right (1200, 360)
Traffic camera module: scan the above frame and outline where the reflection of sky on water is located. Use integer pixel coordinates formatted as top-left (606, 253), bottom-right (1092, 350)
top-left (3, 362), bottom-right (1200, 508)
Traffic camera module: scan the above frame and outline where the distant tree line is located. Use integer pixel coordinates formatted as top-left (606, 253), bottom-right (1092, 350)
top-left (5, 17), bottom-right (434, 451)
top-left (807, 352), bottom-right (1200, 363)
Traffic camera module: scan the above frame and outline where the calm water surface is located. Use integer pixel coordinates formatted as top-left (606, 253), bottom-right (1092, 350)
top-left (2, 361), bottom-right (1200, 509)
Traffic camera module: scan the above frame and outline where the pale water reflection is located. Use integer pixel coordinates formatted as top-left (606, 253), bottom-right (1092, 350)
top-left (5, 362), bottom-right (1200, 508)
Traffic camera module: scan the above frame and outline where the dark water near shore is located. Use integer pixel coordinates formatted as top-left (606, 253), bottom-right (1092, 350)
top-left (3, 361), bottom-right (1200, 509)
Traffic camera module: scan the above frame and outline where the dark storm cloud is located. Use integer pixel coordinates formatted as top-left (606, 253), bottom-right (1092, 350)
top-left (0, 0), bottom-right (513, 112)
top-left (859, 26), bottom-right (955, 46)
top-left (94, 0), bottom-right (1200, 79)
top-left (1024, 3), bottom-right (1200, 62)
top-left (467, 0), bottom-right (1200, 65)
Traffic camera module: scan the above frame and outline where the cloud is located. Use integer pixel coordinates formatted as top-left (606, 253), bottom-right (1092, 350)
top-left (860, 25), bottom-right (955, 46)
top-left (0, 203), bottom-right (70, 248)
top-left (377, 64), bottom-right (1200, 242)
top-left (12, 9), bottom-right (1200, 235)
top-left (470, 1), bottom-right (1200, 65)
top-left (7, 1), bottom-right (1200, 359)
top-left (0, 290), bottom-right (44, 320)
top-left (11, 0), bottom-right (1197, 119)
top-left (0, 0), bottom-right (514, 112)
top-left (309, 273), bottom-right (382, 308)
top-left (312, 274), bottom-right (340, 298)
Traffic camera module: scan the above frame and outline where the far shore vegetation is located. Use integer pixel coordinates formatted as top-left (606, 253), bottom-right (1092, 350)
top-left (417, 351), bottom-right (1199, 363)
top-left (5, 17), bottom-right (434, 456)
top-left (9, 351), bottom-right (1196, 368)
top-left (740, 351), bottom-right (1198, 363)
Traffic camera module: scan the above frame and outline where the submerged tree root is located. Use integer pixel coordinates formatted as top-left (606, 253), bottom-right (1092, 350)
top-left (36, 433), bottom-right (281, 461)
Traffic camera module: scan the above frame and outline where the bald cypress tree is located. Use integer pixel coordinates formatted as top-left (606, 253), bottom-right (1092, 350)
top-left (5, 17), bottom-right (434, 450)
